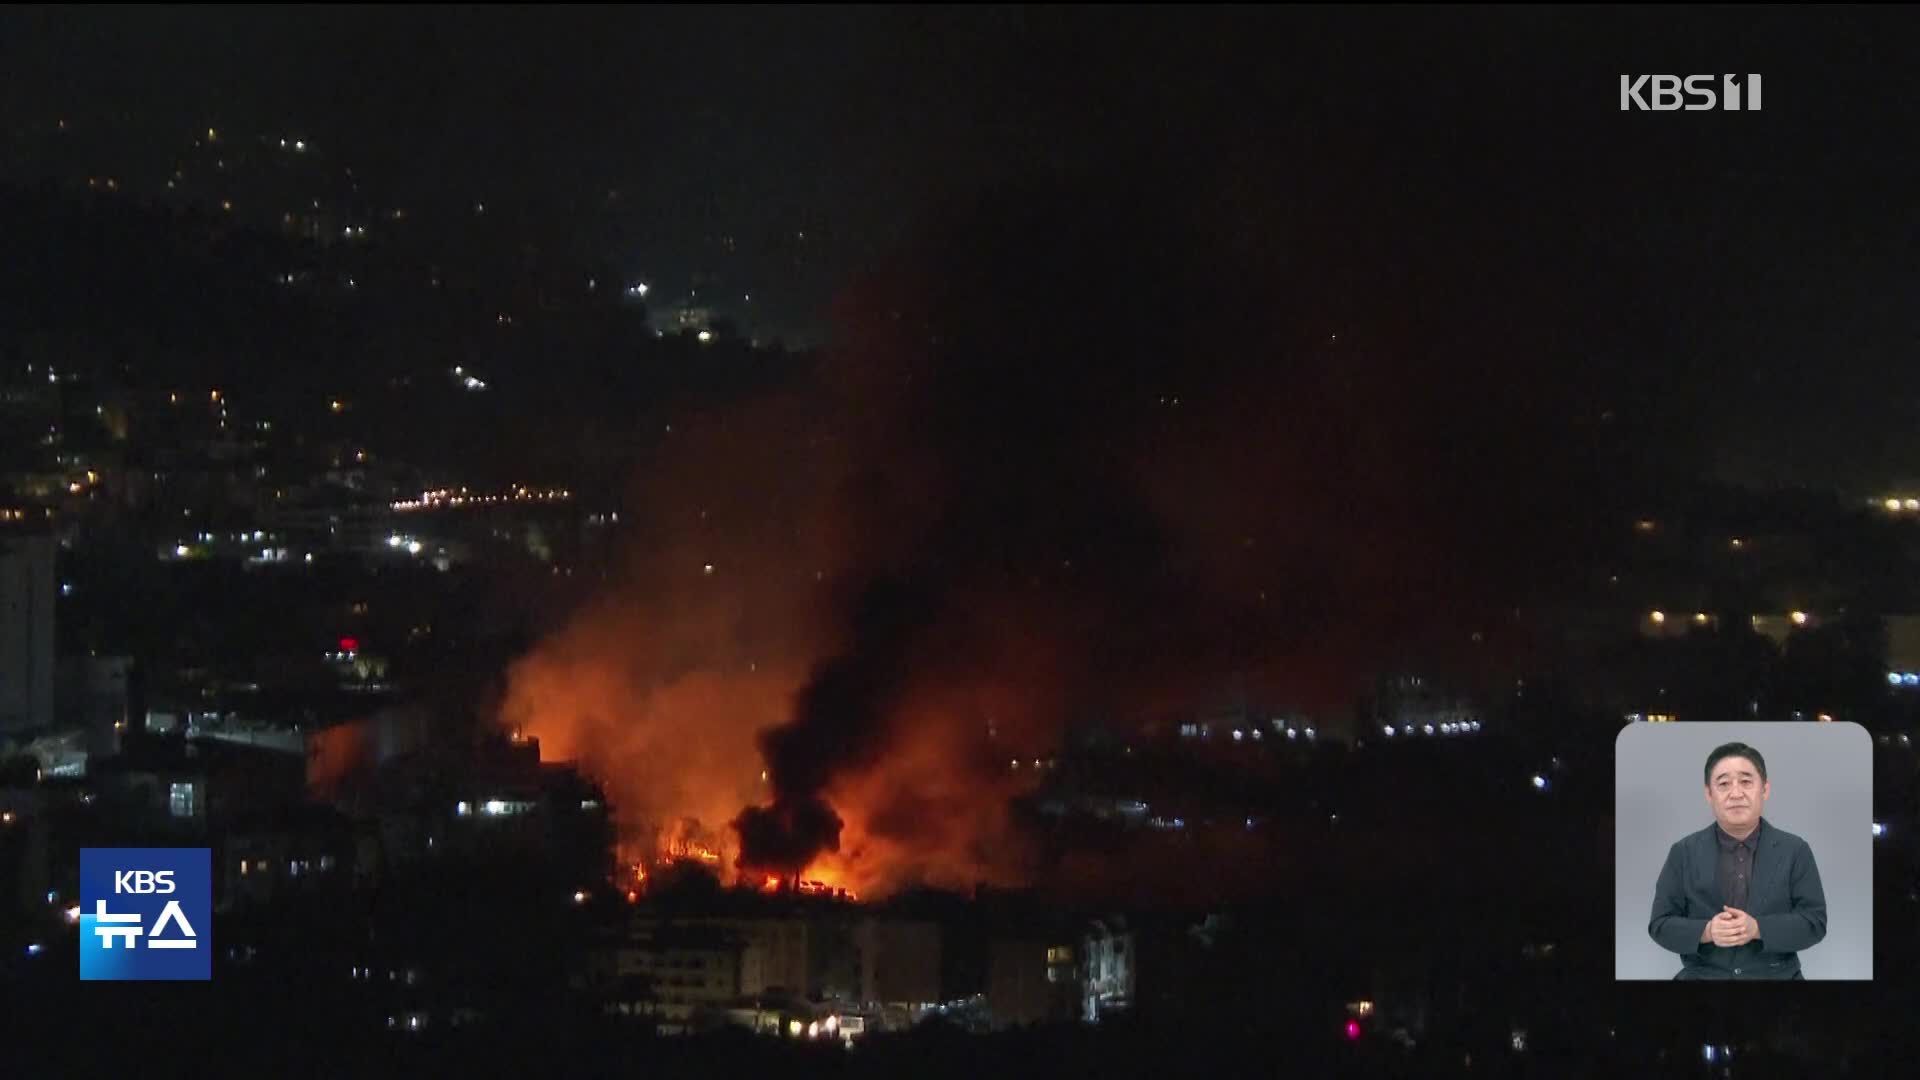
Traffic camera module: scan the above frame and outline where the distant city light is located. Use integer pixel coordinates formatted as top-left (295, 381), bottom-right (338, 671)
top-left (1693, 613), bottom-right (1709, 625)
top-left (697, 330), bottom-right (713, 343)
top-left (1790, 611), bottom-right (1808, 626)
top-left (1531, 775), bottom-right (1549, 791)
top-left (1887, 498), bottom-right (1904, 512)
top-left (1873, 822), bottom-right (1887, 839)
top-left (1383, 726), bottom-right (1395, 737)
top-left (456, 801), bottom-right (470, 817)
top-left (1345, 1020), bottom-right (1361, 1041)
top-left (1648, 610), bottom-right (1666, 624)
top-left (1423, 725), bottom-right (1435, 735)
top-left (1908, 500), bottom-right (1920, 512)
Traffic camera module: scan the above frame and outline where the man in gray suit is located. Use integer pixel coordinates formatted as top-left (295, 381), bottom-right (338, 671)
top-left (1648, 741), bottom-right (1828, 980)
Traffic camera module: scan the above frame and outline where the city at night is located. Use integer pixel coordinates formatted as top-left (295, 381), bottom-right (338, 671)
top-left (3, 7), bottom-right (1918, 1076)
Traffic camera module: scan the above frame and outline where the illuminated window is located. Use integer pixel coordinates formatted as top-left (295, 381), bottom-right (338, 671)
top-left (169, 782), bottom-right (197, 818)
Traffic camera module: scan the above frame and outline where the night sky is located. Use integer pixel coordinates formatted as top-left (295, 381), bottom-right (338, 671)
top-left (2, 6), bottom-right (1916, 486)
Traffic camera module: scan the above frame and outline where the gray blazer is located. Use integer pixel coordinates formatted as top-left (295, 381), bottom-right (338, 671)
top-left (1647, 818), bottom-right (1827, 979)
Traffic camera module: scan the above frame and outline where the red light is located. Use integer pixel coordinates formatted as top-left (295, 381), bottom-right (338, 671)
top-left (339, 637), bottom-right (359, 652)
top-left (1345, 1020), bottom-right (1361, 1041)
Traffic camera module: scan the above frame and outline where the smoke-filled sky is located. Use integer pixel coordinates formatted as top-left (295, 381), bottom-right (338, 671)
top-left (4, 7), bottom-right (1918, 487)
top-left (500, 152), bottom-right (1675, 891)
top-left (476, 9), bottom-right (1920, 893)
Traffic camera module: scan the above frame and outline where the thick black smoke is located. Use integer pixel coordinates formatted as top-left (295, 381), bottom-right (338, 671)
top-left (735, 578), bottom-right (941, 872)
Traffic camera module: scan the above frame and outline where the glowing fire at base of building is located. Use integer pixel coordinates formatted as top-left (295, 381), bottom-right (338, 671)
top-left (753, 870), bottom-right (858, 902)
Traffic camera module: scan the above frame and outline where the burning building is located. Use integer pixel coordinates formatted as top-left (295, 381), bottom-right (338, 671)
top-left (498, 166), bottom-right (1646, 903)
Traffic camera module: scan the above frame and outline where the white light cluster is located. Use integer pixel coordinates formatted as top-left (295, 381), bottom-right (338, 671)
top-left (1889, 672), bottom-right (1920, 688)
top-left (1382, 719), bottom-right (1481, 737)
top-left (393, 486), bottom-right (572, 512)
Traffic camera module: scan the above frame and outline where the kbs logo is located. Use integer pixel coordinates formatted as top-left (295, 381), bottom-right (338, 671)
top-left (80, 848), bottom-right (211, 980)
top-left (1620, 74), bottom-right (1763, 111)
top-left (115, 870), bottom-right (176, 893)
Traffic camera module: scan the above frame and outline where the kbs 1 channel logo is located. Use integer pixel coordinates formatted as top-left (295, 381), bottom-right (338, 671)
top-left (79, 848), bottom-right (212, 980)
top-left (1620, 74), bottom-right (1762, 111)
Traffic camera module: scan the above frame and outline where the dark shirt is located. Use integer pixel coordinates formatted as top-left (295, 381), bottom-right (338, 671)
top-left (1715, 818), bottom-right (1762, 912)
